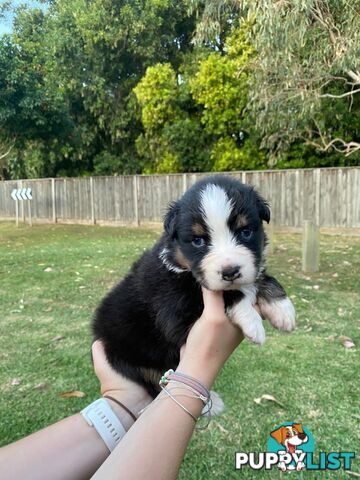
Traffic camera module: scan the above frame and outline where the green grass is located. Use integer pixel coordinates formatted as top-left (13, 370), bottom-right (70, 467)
top-left (0, 222), bottom-right (359, 479)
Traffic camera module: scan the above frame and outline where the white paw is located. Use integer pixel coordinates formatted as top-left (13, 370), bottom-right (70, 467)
top-left (202, 390), bottom-right (224, 417)
top-left (242, 314), bottom-right (266, 345)
top-left (258, 297), bottom-right (296, 332)
top-left (227, 303), bottom-right (266, 345)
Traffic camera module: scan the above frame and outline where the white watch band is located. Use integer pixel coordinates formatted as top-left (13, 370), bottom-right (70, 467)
top-left (81, 398), bottom-right (126, 452)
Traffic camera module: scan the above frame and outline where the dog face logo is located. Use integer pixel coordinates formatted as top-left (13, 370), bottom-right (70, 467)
top-left (162, 175), bottom-right (270, 290)
top-left (271, 423), bottom-right (308, 454)
top-left (268, 422), bottom-right (313, 472)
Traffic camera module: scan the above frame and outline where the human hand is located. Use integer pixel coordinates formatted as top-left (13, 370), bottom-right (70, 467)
top-left (177, 288), bottom-right (245, 389)
top-left (92, 340), bottom-right (152, 417)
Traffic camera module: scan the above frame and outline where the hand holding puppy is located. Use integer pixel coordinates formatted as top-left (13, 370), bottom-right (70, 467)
top-left (178, 287), bottom-right (245, 389)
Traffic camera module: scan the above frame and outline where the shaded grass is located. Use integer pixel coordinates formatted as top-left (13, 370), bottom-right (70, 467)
top-left (0, 222), bottom-right (359, 478)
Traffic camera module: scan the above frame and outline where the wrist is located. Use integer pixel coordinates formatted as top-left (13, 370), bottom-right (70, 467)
top-left (176, 358), bottom-right (220, 390)
top-left (101, 389), bottom-right (152, 429)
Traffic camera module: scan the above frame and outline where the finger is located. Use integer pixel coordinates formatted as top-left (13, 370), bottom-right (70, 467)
top-left (201, 287), bottom-right (225, 317)
top-left (92, 339), bottom-right (106, 360)
top-left (92, 339), bottom-right (112, 374)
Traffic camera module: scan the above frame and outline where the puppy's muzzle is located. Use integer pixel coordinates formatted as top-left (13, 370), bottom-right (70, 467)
top-left (221, 266), bottom-right (241, 282)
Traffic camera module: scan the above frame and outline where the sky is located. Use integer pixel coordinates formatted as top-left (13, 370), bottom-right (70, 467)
top-left (0, 1), bottom-right (44, 35)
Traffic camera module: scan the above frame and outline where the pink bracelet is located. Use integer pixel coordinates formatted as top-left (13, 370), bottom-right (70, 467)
top-left (159, 369), bottom-right (210, 402)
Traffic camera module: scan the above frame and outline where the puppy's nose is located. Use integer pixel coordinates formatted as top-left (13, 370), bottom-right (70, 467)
top-left (298, 433), bottom-right (307, 440)
top-left (222, 266), bottom-right (241, 281)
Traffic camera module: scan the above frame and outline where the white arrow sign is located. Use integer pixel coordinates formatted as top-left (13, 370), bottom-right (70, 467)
top-left (11, 188), bottom-right (33, 201)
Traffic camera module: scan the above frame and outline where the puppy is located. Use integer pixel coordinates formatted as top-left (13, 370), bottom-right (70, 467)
top-left (93, 175), bottom-right (295, 400)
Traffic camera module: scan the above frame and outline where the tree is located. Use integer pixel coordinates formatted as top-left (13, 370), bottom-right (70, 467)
top-left (0, 0), bottom-right (197, 178)
top-left (190, 0), bottom-right (360, 164)
top-left (134, 61), bottom-right (211, 173)
top-left (45, 0), bottom-right (196, 174)
top-left (134, 25), bottom-right (266, 172)
top-left (190, 24), bottom-right (266, 170)
top-left (0, 24), bottom-right (74, 178)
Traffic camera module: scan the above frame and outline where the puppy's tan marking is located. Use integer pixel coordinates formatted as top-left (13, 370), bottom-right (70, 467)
top-left (175, 247), bottom-right (191, 270)
top-left (235, 214), bottom-right (248, 229)
top-left (192, 223), bottom-right (206, 236)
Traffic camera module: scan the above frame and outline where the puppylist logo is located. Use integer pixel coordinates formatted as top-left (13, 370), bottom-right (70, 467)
top-left (235, 422), bottom-right (355, 472)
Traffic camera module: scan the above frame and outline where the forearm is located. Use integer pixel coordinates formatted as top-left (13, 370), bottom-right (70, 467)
top-left (91, 361), bottom-right (218, 480)
top-left (0, 395), bottom-right (145, 480)
top-left (0, 413), bottom-right (108, 480)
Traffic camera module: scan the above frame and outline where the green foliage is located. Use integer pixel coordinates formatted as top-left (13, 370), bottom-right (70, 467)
top-left (134, 64), bottom-right (179, 132)
top-left (0, 0), bottom-right (359, 178)
top-left (133, 25), bottom-right (265, 173)
top-left (211, 138), bottom-right (266, 171)
top-left (0, 0), bottom-right (195, 178)
top-left (134, 61), bottom-right (212, 173)
top-left (190, 26), bottom-right (253, 137)
top-left (192, 0), bottom-right (360, 164)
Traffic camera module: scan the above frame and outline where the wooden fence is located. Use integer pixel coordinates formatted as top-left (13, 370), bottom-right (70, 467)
top-left (0, 167), bottom-right (359, 228)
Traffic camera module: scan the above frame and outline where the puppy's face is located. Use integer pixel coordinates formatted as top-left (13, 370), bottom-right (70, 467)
top-left (163, 178), bottom-right (270, 290)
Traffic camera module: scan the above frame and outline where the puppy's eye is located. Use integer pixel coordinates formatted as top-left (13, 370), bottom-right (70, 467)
top-left (191, 237), bottom-right (205, 247)
top-left (240, 228), bottom-right (253, 240)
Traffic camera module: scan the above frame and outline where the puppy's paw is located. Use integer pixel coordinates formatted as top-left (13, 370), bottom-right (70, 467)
top-left (228, 303), bottom-right (266, 345)
top-left (202, 390), bottom-right (224, 417)
top-left (244, 316), bottom-right (266, 345)
top-left (258, 296), bottom-right (296, 332)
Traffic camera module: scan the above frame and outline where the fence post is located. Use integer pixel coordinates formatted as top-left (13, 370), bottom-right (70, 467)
top-left (51, 178), bottom-right (57, 223)
top-left (302, 220), bottom-right (319, 272)
top-left (90, 177), bottom-right (95, 224)
top-left (133, 175), bottom-right (139, 226)
top-left (315, 168), bottom-right (321, 226)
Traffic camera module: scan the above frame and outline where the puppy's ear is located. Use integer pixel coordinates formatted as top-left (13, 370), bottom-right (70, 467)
top-left (164, 201), bottom-right (180, 238)
top-left (256, 193), bottom-right (271, 224)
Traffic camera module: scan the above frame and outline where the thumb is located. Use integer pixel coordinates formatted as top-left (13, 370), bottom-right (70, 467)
top-left (201, 287), bottom-right (225, 317)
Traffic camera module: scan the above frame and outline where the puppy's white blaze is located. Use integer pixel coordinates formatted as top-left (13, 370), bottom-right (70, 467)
top-left (199, 184), bottom-right (257, 289)
top-left (200, 184), bottom-right (234, 244)
top-left (202, 390), bottom-right (224, 417)
top-left (258, 297), bottom-right (296, 332)
top-left (227, 285), bottom-right (266, 345)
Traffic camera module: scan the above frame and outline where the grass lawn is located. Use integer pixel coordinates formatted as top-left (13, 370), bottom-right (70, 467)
top-left (0, 222), bottom-right (359, 479)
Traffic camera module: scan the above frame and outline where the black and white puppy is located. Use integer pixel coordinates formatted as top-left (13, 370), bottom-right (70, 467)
top-left (93, 175), bottom-right (295, 401)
